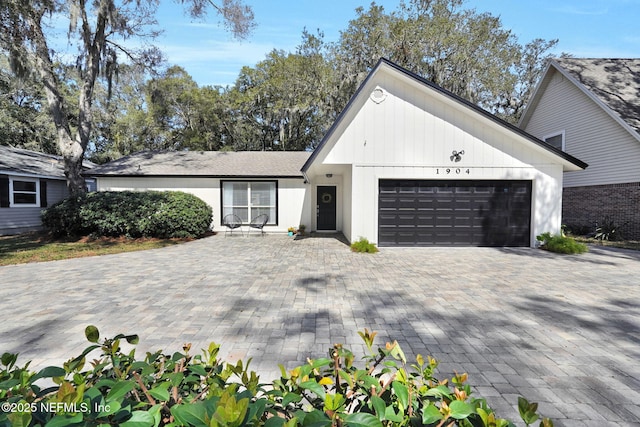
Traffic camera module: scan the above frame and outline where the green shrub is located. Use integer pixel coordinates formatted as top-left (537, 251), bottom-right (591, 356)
top-left (0, 326), bottom-right (552, 427)
top-left (536, 232), bottom-right (588, 254)
top-left (595, 216), bottom-right (625, 241)
top-left (42, 191), bottom-right (212, 238)
top-left (350, 237), bottom-right (379, 253)
top-left (146, 191), bottom-right (214, 238)
top-left (40, 195), bottom-right (86, 236)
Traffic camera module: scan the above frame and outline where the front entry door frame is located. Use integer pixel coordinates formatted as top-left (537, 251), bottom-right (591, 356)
top-left (316, 185), bottom-right (337, 231)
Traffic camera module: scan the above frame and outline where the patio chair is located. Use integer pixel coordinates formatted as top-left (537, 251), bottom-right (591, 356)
top-left (248, 214), bottom-right (269, 236)
top-left (222, 214), bottom-right (244, 237)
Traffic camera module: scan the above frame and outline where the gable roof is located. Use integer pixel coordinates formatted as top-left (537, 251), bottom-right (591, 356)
top-left (0, 146), bottom-right (96, 180)
top-left (520, 58), bottom-right (640, 141)
top-left (0, 146), bottom-right (84, 179)
top-left (89, 150), bottom-right (311, 178)
top-left (303, 58), bottom-right (587, 172)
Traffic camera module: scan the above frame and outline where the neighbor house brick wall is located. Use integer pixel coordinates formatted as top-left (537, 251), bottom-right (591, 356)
top-left (562, 182), bottom-right (640, 240)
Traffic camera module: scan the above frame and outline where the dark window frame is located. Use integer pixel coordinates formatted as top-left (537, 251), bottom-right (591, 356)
top-left (220, 180), bottom-right (279, 226)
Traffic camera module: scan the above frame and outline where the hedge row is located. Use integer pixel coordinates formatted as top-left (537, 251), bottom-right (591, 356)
top-left (41, 191), bottom-right (213, 239)
top-left (0, 326), bottom-right (552, 427)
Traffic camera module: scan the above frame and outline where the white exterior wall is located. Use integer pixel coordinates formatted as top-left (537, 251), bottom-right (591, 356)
top-left (306, 165), bottom-right (352, 235)
top-left (325, 76), bottom-right (551, 170)
top-left (97, 176), bottom-right (310, 233)
top-left (278, 179), bottom-right (312, 232)
top-left (348, 165), bottom-right (562, 246)
top-left (311, 67), bottom-right (567, 246)
top-left (342, 166), bottom-right (353, 241)
top-left (524, 70), bottom-right (640, 187)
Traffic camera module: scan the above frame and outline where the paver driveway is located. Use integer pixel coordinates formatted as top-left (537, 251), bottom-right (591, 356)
top-left (1, 234), bottom-right (639, 426)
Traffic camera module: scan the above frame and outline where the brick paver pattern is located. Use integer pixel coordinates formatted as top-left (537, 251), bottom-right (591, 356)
top-left (1, 234), bottom-right (639, 426)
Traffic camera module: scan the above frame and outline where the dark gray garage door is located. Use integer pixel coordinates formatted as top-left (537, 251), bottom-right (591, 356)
top-left (378, 180), bottom-right (532, 247)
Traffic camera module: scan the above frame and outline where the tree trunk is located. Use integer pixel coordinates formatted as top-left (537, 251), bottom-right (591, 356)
top-left (27, 0), bottom-right (111, 197)
top-left (26, 10), bottom-right (87, 196)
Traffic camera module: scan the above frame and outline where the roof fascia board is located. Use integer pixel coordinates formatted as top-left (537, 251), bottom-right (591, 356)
top-left (91, 174), bottom-right (305, 179)
top-left (0, 170), bottom-right (65, 180)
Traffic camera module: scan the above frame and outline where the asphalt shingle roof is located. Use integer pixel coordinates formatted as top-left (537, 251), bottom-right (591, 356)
top-left (553, 58), bottom-right (640, 135)
top-left (89, 150), bottom-right (311, 177)
top-left (0, 146), bottom-right (96, 178)
top-left (0, 146), bottom-right (67, 179)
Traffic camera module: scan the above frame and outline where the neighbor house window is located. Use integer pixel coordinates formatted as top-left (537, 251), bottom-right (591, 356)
top-left (9, 177), bottom-right (39, 207)
top-left (222, 181), bottom-right (277, 224)
top-left (543, 131), bottom-right (565, 150)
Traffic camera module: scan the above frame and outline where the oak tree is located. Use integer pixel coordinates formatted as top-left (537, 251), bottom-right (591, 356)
top-left (331, 0), bottom-right (557, 122)
top-left (0, 0), bottom-right (254, 194)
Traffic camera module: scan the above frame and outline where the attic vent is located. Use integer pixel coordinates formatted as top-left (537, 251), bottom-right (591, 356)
top-left (370, 88), bottom-right (387, 104)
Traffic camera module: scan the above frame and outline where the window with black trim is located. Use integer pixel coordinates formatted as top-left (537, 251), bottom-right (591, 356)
top-left (222, 181), bottom-right (277, 224)
top-left (10, 177), bottom-right (39, 207)
top-left (544, 132), bottom-right (564, 150)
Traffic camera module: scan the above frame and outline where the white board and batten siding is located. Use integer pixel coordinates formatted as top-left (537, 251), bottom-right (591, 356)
top-left (317, 67), bottom-right (566, 245)
top-left (523, 70), bottom-right (640, 187)
top-left (97, 176), bottom-right (310, 233)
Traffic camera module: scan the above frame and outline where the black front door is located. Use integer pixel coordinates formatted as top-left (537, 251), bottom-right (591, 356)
top-left (317, 186), bottom-right (337, 230)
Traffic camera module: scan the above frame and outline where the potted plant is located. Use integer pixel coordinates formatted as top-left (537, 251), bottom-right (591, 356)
top-left (297, 224), bottom-right (306, 236)
top-left (287, 226), bottom-right (296, 236)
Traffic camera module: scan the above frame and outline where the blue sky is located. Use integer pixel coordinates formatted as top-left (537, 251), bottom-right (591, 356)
top-left (154, 0), bottom-right (640, 87)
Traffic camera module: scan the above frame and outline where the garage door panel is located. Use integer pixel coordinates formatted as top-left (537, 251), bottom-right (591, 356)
top-left (378, 179), bottom-right (531, 247)
top-left (417, 216), bottom-right (435, 224)
top-left (436, 186), bottom-right (454, 193)
top-left (397, 200), bottom-right (418, 208)
top-left (473, 187), bottom-right (492, 194)
top-left (418, 187), bottom-right (436, 195)
top-left (397, 215), bottom-right (417, 226)
top-left (379, 197), bottom-right (399, 206)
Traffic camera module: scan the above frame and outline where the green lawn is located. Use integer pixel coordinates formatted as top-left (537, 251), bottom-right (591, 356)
top-left (0, 232), bottom-right (189, 266)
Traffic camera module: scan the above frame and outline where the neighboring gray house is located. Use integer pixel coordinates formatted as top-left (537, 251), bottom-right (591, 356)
top-left (520, 58), bottom-right (640, 240)
top-left (0, 146), bottom-right (95, 235)
top-left (91, 59), bottom-right (587, 247)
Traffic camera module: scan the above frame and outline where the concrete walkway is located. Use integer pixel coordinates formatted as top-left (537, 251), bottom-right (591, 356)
top-left (0, 234), bottom-right (639, 426)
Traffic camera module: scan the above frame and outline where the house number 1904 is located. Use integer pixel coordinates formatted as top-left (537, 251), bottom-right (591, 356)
top-left (436, 168), bottom-right (470, 175)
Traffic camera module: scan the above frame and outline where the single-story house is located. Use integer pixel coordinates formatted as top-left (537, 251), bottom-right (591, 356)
top-left (89, 150), bottom-right (312, 234)
top-left (519, 58), bottom-right (640, 240)
top-left (90, 58), bottom-right (587, 247)
top-left (0, 145), bottom-right (95, 235)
